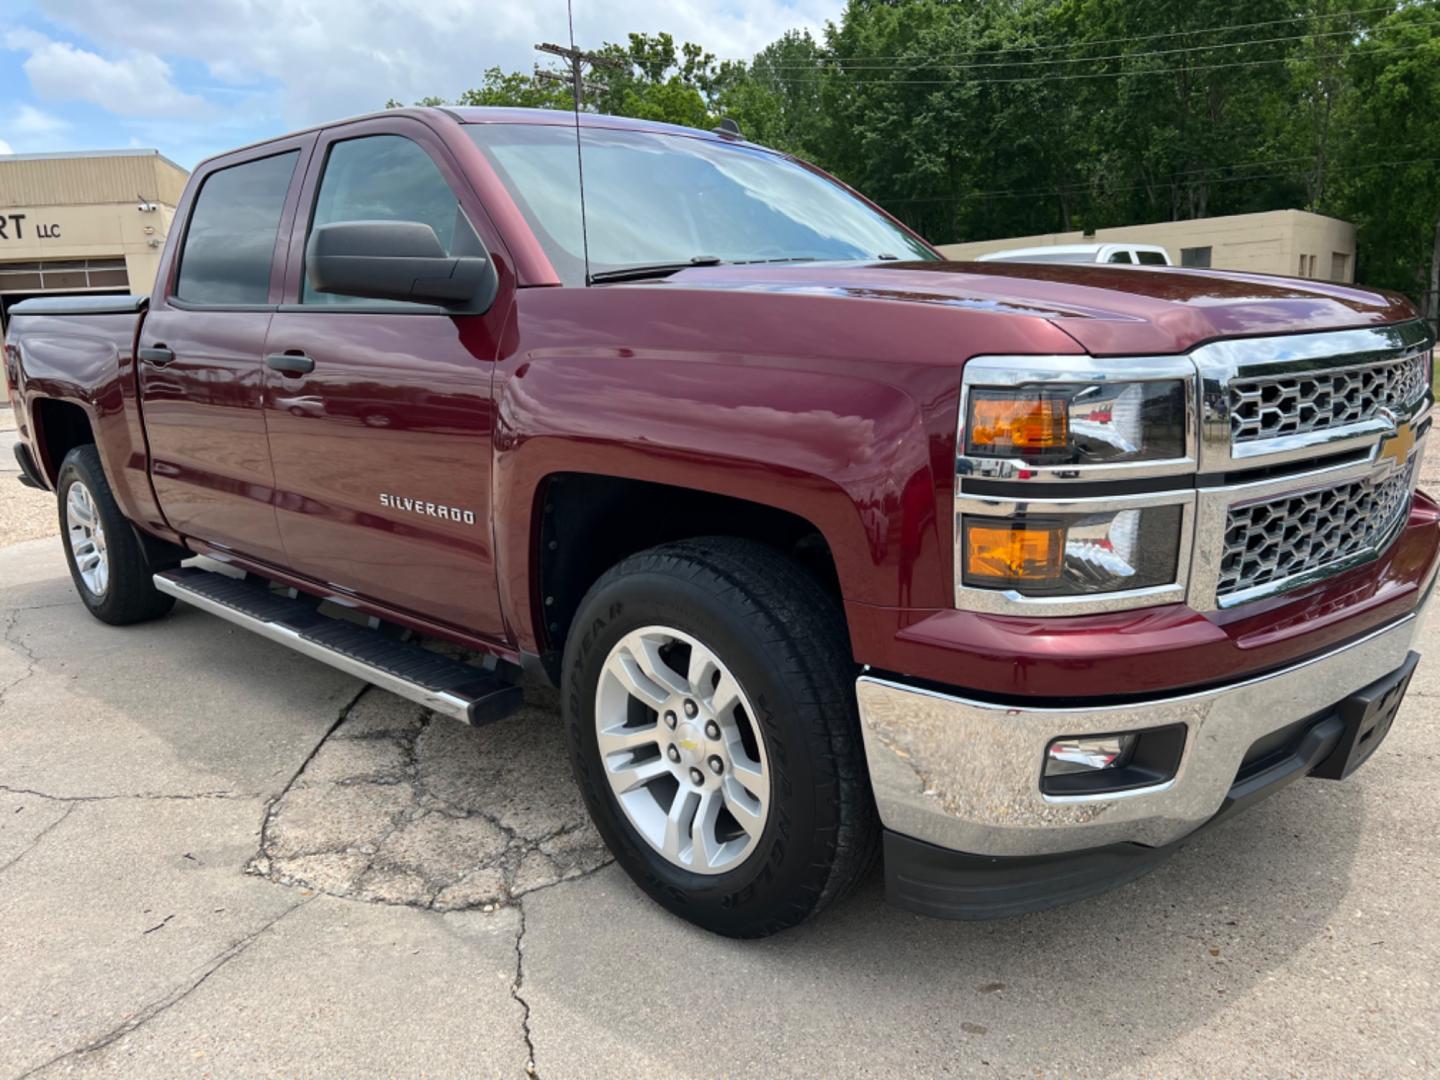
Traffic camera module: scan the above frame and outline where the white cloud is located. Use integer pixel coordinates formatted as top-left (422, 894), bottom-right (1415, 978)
top-left (5, 29), bottom-right (207, 118)
top-left (0, 102), bottom-right (70, 154)
top-left (0, 140), bottom-right (13, 155)
top-left (29, 0), bottom-right (842, 126)
top-left (12, 103), bottom-right (69, 138)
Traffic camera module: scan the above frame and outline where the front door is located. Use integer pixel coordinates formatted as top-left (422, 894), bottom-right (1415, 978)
top-left (138, 142), bottom-right (309, 566)
top-left (261, 120), bottom-right (509, 640)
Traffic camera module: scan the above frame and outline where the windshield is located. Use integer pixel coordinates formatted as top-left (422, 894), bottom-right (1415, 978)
top-left (468, 123), bottom-right (937, 284)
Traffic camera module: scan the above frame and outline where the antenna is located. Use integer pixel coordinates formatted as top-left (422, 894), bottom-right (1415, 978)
top-left (534, 7), bottom-right (624, 286)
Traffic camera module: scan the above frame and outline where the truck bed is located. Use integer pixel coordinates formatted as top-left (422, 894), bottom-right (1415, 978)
top-left (8, 294), bottom-right (148, 317)
top-left (5, 294), bottom-right (161, 534)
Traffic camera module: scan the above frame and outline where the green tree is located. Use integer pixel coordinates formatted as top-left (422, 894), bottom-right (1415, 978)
top-left (385, 2), bottom-right (1438, 305)
top-left (589, 33), bottom-right (723, 128)
top-left (386, 67), bottom-right (571, 111)
top-left (1330, 2), bottom-right (1440, 310)
top-left (714, 31), bottom-right (827, 158)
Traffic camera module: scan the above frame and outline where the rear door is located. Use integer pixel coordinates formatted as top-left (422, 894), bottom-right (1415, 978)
top-left (139, 137), bottom-right (312, 565)
top-left (261, 116), bottom-right (510, 640)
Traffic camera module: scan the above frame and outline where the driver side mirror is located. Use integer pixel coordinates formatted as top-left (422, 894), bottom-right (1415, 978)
top-left (305, 219), bottom-right (498, 311)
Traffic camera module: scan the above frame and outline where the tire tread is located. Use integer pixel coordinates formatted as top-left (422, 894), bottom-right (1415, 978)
top-left (57, 445), bottom-right (175, 625)
top-left (566, 536), bottom-right (879, 936)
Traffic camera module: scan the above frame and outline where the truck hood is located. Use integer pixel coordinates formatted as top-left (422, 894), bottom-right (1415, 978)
top-left (659, 260), bottom-right (1419, 355)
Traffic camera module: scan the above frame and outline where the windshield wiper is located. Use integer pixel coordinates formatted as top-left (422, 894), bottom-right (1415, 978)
top-left (729, 257), bottom-right (820, 266)
top-left (588, 256), bottom-right (723, 284)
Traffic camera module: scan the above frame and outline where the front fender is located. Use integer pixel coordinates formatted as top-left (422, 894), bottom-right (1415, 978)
top-left (492, 330), bottom-right (959, 652)
top-left (490, 285), bottom-right (1090, 654)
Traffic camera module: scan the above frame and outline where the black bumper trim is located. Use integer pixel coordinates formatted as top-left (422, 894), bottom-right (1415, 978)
top-left (884, 654), bottom-right (1417, 920)
top-left (12, 442), bottom-right (46, 490)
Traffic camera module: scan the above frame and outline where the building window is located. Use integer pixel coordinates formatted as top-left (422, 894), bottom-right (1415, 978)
top-left (1331, 252), bottom-right (1350, 281)
top-left (0, 257), bottom-right (130, 293)
top-left (1180, 246), bottom-right (1212, 268)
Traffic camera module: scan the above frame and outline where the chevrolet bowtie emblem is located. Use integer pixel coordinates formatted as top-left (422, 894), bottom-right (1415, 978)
top-left (1376, 409), bottom-right (1415, 472)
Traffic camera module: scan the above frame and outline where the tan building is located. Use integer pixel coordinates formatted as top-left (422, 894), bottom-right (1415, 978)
top-left (938, 209), bottom-right (1357, 282)
top-left (0, 149), bottom-right (189, 331)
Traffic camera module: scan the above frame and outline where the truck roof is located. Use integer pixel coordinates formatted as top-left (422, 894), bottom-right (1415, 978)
top-left (194, 106), bottom-right (752, 171)
top-left (447, 105), bottom-right (745, 141)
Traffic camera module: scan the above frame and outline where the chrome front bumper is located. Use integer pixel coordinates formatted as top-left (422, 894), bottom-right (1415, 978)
top-left (856, 597), bottom-right (1430, 858)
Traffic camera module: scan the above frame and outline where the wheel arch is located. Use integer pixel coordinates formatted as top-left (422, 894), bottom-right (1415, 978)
top-left (519, 471), bottom-right (848, 681)
top-left (31, 396), bottom-right (97, 484)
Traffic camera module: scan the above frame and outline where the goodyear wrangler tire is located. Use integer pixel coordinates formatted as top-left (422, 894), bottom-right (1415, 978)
top-left (563, 536), bottom-right (879, 937)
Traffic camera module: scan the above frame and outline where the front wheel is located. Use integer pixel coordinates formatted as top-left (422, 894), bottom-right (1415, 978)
top-left (563, 537), bottom-right (878, 937)
top-left (56, 445), bottom-right (175, 625)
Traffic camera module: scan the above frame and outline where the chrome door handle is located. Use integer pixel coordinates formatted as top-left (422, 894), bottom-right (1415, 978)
top-left (138, 346), bottom-right (174, 366)
top-left (265, 353), bottom-right (315, 376)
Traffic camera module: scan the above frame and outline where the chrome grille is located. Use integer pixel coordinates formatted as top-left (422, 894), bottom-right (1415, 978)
top-left (1216, 459), bottom-right (1416, 599)
top-left (1228, 352), bottom-right (1429, 444)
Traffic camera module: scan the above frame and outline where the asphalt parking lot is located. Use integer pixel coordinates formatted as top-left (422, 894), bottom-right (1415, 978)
top-left (2, 408), bottom-right (1439, 1077)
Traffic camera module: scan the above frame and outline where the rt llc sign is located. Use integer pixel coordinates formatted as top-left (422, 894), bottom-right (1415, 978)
top-left (0, 214), bottom-right (61, 241)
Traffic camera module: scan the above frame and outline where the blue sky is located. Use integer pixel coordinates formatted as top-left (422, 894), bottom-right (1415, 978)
top-left (1, 0), bottom-right (841, 168)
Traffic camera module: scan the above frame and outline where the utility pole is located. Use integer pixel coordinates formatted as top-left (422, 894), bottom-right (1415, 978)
top-left (534, 42), bottom-right (625, 109)
top-left (1429, 216), bottom-right (1440, 341)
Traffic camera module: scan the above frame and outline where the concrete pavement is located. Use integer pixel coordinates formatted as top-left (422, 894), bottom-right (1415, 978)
top-left (0, 409), bottom-right (56, 547)
top-left (2, 449), bottom-right (1439, 1076)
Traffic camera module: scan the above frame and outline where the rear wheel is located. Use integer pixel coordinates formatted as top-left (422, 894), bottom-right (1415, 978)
top-left (563, 537), bottom-right (878, 937)
top-left (57, 445), bottom-right (175, 625)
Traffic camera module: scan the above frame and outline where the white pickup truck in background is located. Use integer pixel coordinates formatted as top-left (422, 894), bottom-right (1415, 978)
top-left (977, 242), bottom-right (1174, 266)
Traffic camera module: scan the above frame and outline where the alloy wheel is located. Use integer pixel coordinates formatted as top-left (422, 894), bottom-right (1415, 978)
top-left (65, 481), bottom-right (109, 596)
top-left (595, 626), bottom-right (771, 874)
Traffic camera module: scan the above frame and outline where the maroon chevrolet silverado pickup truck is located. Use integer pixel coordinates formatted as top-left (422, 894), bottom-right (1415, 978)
top-left (6, 107), bottom-right (1437, 936)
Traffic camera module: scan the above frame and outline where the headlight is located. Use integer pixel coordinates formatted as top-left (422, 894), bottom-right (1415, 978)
top-left (954, 356), bottom-right (1198, 615)
top-left (961, 504), bottom-right (1184, 596)
top-left (965, 380), bottom-right (1187, 465)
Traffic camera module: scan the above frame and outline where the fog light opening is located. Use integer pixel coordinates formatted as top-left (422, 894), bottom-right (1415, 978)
top-left (1041, 725), bottom-right (1187, 797)
top-left (1045, 734), bottom-right (1136, 776)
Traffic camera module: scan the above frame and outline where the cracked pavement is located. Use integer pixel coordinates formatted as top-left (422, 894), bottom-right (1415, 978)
top-left (0, 434), bottom-right (1438, 1076)
top-left (248, 686), bottom-right (610, 910)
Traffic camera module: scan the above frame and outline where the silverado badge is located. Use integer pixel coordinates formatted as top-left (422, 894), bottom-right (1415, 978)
top-left (378, 493), bottom-right (477, 525)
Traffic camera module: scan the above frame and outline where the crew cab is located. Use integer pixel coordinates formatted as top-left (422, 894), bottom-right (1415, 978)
top-left (6, 107), bottom-right (1435, 936)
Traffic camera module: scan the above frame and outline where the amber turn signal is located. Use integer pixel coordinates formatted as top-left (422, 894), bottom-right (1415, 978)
top-left (967, 392), bottom-right (1068, 455)
top-left (963, 521), bottom-right (1065, 586)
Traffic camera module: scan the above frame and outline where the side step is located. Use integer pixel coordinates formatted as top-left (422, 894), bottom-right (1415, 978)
top-left (154, 567), bottom-right (523, 726)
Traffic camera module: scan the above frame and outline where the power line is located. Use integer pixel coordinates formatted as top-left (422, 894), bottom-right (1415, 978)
top-left (882, 154), bottom-right (1440, 206)
top-left (757, 26), bottom-right (1378, 73)
top-left (759, 42), bottom-right (1424, 87)
top-left (747, 4), bottom-right (1399, 67)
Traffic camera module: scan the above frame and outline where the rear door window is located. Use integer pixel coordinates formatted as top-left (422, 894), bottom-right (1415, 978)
top-left (176, 151), bottom-right (298, 305)
top-left (1107, 250), bottom-right (1134, 264)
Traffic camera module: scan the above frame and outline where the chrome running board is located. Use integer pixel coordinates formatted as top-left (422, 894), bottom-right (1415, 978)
top-left (155, 566), bottom-right (522, 726)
